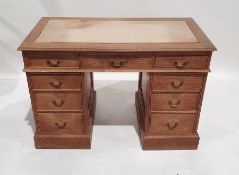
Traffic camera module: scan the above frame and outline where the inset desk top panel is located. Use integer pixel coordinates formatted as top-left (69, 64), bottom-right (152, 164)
top-left (36, 20), bottom-right (197, 43)
top-left (18, 17), bottom-right (216, 51)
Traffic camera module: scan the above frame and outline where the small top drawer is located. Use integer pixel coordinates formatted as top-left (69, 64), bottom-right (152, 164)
top-left (80, 55), bottom-right (152, 71)
top-left (24, 52), bottom-right (79, 68)
top-left (154, 56), bottom-right (209, 70)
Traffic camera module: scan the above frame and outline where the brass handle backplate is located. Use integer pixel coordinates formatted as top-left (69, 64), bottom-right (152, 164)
top-left (52, 99), bottom-right (64, 107)
top-left (47, 59), bottom-right (60, 67)
top-left (55, 122), bottom-right (67, 129)
top-left (171, 80), bottom-right (184, 89)
top-left (168, 99), bottom-right (181, 108)
top-left (166, 121), bottom-right (178, 130)
top-left (111, 61), bottom-right (123, 68)
top-left (174, 60), bottom-right (187, 69)
top-left (50, 80), bottom-right (62, 88)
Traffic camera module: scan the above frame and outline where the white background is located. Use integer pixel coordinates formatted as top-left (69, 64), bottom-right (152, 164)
top-left (0, 0), bottom-right (239, 175)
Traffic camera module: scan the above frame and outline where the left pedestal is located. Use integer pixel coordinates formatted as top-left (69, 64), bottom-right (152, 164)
top-left (23, 52), bottom-right (96, 149)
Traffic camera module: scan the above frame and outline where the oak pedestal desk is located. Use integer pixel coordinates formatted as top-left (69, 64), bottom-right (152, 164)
top-left (18, 17), bottom-right (216, 150)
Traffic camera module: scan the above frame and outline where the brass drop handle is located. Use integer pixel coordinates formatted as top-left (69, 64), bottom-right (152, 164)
top-left (166, 121), bottom-right (178, 130)
top-left (47, 59), bottom-right (60, 67)
top-left (52, 99), bottom-right (64, 107)
top-left (50, 80), bottom-right (62, 88)
top-left (111, 61), bottom-right (123, 68)
top-left (168, 99), bottom-right (181, 108)
top-left (171, 80), bottom-right (184, 89)
top-left (55, 122), bottom-right (67, 129)
top-left (174, 60), bottom-right (187, 69)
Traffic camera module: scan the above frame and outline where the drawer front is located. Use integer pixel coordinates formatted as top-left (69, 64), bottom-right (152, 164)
top-left (149, 113), bottom-right (196, 134)
top-left (26, 52), bottom-right (79, 68)
top-left (151, 74), bottom-right (204, 91)
top-left (151, 93), bottom-right (199, 111)
top-left (37, 113), bottom-right (83, 135)
top-left (35, 92), bottom-right (82, 111)
top-left (155, 56), bottom-right (209, 70)
top-left (30, 74), bottom-right (82, 90)
top-left (80, 56), bottom-right (151, 70)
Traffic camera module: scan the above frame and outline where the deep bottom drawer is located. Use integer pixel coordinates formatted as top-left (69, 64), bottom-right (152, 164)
top-left (149, 113), bottom-right (197, 134)
top-left (36, 113), bottom-right (83, 135)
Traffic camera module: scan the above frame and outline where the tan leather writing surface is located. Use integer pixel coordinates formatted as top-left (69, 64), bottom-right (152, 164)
top-left (36, 20), bottom-right (198, 43)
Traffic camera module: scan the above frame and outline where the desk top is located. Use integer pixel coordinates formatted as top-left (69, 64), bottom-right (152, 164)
top-left (18, 17), bottom-right (216, 52)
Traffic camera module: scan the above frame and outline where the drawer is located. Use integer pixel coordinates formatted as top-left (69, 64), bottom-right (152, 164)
top-left (149, 113), bottom-right (196, 134)
top-left (154, 56), bottom-right (209, 70)
top-left (35, 92), bottom-right (82, 111)
top-left (25, 52), bottom-right (79, 68)
top-left (80, 55), bottom-right (151, 70)
top-left (151, 74), bottom-right (204, 92)
top-left (30, 74), bottom-right (82, 90)
top-left (37, 113), bottom-right (83, 135)
top-left (151, 93), bottom-right (199, 111)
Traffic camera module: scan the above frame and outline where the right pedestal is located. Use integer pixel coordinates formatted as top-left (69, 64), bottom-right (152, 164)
top-left (136, 71), bottom-right (207, 150)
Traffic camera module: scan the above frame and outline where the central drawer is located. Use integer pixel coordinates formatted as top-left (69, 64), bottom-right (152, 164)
top-left (80, 55), bottom-right (151, 70)
top-left (151, 93), bottom-right (200, 111)
top-left (35, 92), bottom-right (82, 111)
top-left (30, 74), bottom-right (82, 90)
top-left (37, 113), bottom-right (83, 135)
